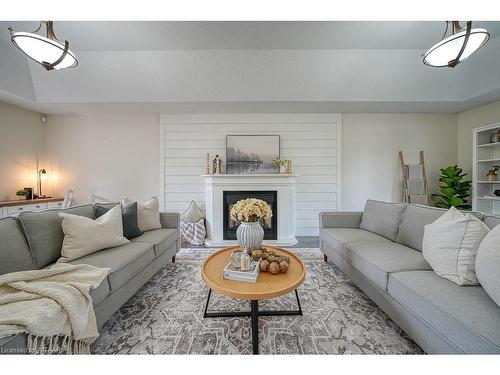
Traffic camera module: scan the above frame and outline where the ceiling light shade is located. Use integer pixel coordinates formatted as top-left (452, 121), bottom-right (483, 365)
top-left (423, 21), bottom-right (489, 68)
top-left (9, 21), bottom-right (78, 71)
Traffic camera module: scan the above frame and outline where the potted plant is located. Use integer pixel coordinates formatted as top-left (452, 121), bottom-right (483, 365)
top-left (273, 159), bottom-right (288, 174)
top-left (435, 165), bottom-right (472, 210)
top-left (230, 198), bottom-right (273, 252)
top-left (16, 189), bottom-right (29, 200)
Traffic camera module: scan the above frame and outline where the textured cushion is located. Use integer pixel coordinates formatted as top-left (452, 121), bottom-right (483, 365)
top-left (122, 196), bottom-right (161, 232)
top-left (70, 242), bottom-right (154, 291)
top-left (320, 228), bottom-right (390, 257)
top-left (476, 225), bottom-right (500, 307)
top-left (58, 205), bottom-right (130, 262)
top-left (0, 217), bottom-right (36, 276)
top-left (397, 204), bottom-right (483, 251)
top-left (180, 218), bottom-right (206, 245)
top-left (18, 204), bottom-right (95, 269)
top-left (95, 202), bottom-right (143, 240)
top-left (344, 241), bottom-right (431, 290)
top-left (388, 271), bottom-right (500, 353)
top-left (422, 207), bottom-right (489, 285)
top-left (359, 200), bottom-right (406, 241)
top-left (132, 228), bottom-right (178, 257)
top-left (180, 200), bottom-right (204, 223)
top-left (482, 214), bottom-right (500, 230)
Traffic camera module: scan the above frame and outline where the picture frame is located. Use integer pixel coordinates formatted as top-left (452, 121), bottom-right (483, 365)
top-left (225, 135), bottom-right (280, 174)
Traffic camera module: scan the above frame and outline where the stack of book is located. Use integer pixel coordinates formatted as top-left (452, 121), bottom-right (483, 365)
top-left (223, 261), bottom-right (260, 283)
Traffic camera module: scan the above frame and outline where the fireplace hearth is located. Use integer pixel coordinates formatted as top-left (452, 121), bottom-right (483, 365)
top-left (223, 190), bottom-right (278, 240)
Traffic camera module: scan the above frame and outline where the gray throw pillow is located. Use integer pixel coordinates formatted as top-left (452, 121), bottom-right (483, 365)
top-left (95, 202), bottom-right (143, 240)
top-left (360, 200), bottom-right (406, 241)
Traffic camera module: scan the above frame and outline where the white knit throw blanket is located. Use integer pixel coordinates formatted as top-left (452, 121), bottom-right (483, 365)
top-left (0, 263), bottom-right (110, 354)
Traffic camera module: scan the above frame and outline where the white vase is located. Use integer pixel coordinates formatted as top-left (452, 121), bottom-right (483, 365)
top-left (236, 221), bottom-right (264, 252)
top-left (280, 165), bottom-right (287, 174)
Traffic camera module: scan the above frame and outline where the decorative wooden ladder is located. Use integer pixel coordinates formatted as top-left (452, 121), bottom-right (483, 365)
top-left (399, 151), bottom-right (430, 205)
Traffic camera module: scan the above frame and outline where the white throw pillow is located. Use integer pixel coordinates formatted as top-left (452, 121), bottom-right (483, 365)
top-left (122, 196), bottom-right (161, 232)
top-left (180, 200), bottom-right (204, 223)
top-left (476, 225), bottom-right (500, 307)
top-left (58, 205), bottom-right (129, 262)
top-left (422, 207), bottom-right (490, 285)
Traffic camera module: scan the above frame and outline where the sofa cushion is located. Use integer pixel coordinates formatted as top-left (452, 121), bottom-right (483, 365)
top-left (132, 228), bottom-right (178, 257)
top-left (359, 200), bottom-right (406, 241)
top-left (69, 241), bottom-right (154, 291)
top-left (476, 225), bottom-right (500, 307)
top-left (396, 204), bottom-right (484, 252)
top-left (18, 204), bottom-right (95, 269)
top-left (344, 241), bottom-right (431, 290)
top-left (95, 202), bottom-right (143, 240)
top-left (388, 271), bottom-right (500, 353)
top-left (320, 228), bottom-right (390, 257)
top-left (482, 214), bottom-right (500, 230)
top-left (0, 217), bottom-right (36, 276)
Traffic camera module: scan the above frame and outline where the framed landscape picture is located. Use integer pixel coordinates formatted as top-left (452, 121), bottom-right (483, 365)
top-left (226, 135), bottom-right (280, 174)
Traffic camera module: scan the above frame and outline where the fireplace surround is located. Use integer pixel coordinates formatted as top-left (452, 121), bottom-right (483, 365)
top-left (204, 174), bottom-right (297, 246)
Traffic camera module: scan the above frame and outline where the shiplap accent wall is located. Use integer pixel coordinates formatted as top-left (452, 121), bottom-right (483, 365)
top-left (160, 114), bottom-right (341, 236)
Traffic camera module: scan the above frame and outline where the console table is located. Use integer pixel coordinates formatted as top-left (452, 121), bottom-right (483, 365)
top-left (0, 197), bottom-right (64, 218)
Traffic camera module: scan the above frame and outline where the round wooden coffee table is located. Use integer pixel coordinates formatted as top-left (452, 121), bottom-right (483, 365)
top-left (201, 245), bottom-right (306, 354)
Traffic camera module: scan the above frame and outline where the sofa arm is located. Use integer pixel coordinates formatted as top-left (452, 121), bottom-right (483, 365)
top-left (160, 211), bottom-right (180, 229)
top-left (319, 211), bottom-right (363, 229)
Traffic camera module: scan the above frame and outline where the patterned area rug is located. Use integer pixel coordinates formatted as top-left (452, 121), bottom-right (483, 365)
top-left (91, 248), bottom-right (423, 354)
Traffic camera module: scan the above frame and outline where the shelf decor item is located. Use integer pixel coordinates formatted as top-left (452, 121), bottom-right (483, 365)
top-left (491, 130), bottom-right (500, 143)
top-left (272, 159), bottom-right (288, 174)
top-left (435, 165), bottom-right (472, 210)
top-left (486, 166), bottom-right (500, 181)
top-left (16, 189), bottom-right (29, 200)
top-left (230, 198), bottom-right (273, 252)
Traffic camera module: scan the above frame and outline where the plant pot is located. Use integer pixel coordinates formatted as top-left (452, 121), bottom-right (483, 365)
top-left (279, 165), bottom-right (287, 174)
top-left (236, 221), bottom-right (264, 252)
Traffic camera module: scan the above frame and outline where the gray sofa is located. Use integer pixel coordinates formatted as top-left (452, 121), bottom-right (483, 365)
top-left (320, 200), bottom-right (500, 354)
top-left (0, 203), bottom-right (180, 354)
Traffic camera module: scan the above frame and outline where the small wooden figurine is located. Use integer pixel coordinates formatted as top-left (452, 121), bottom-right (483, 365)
top-left (212, 154), bottom-right (222, 174)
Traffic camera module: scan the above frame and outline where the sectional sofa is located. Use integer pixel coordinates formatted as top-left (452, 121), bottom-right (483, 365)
top-left (0, 203), bottom-right (180, 354)
top-left (320, 200), bottom-right (500, 354)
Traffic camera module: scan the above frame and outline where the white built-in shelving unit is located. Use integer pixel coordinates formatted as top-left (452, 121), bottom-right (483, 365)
top-left (473, 123), bottom-right (500, 215)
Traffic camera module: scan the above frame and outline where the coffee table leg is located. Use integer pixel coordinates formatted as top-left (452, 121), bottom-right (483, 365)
top-left (251, 300), bottom-right (259, 355)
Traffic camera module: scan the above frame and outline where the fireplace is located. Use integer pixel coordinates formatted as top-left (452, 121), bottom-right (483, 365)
top-left (223, 190), bottom-right (278, 240)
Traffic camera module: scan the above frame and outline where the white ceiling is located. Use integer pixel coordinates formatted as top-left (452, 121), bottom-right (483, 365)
top-left (0, 21), bottom-right (499, 114)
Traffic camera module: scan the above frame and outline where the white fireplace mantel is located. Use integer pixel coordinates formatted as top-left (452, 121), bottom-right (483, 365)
top-left (203, 174), bottom-right (297, 247)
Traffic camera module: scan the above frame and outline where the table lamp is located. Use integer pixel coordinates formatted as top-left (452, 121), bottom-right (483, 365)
top-left (38, 169), bottom-right (47, 198)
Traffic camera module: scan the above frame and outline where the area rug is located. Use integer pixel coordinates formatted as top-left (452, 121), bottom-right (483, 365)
top-left (91, 248), bottom-right (423, 354)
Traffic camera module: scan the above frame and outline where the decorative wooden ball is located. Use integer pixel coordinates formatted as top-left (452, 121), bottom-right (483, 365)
top-left (279, 261), bottom-right (289, 273)
top-left (251, 250), bottom-right (262, 261)
top-left (267, 255), bottom-right (277, 263)
top-left (268, 261), bottom-right (280, 274)
top-left (260, 259), bottom-right (270, 272)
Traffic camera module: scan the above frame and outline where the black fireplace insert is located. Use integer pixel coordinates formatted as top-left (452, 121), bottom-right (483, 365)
top-left (223, 190), bottom-right (278, 240)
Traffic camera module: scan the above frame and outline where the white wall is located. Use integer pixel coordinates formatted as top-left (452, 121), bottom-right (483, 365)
top-left (342, 114), bottom-right (458, 211)
top-left (161, 114), bottom-right (340, 236)
top-left (458, 100), bottom-right (500, 176)
top-left (0, 102), bottom-right (42, 200)
top-left (42, 114), bottom-right (160, 205)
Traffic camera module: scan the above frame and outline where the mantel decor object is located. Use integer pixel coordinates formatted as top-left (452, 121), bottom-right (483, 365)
top-left (212, 154), bottom-right (222, 175)
top-left (230, 198), bottom-right (273, 252)
top-left (273, 159), bottom-right (288, 174)
top-left (486, 166), bottom-right (500, 182)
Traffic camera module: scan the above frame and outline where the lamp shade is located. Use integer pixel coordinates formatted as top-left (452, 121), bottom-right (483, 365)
top-left (423, 24), bottom-right (489, 68)
top-left (9, 22), bottom-right (78, 71)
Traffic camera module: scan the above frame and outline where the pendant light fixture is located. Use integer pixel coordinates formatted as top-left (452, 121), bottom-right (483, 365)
top-left (423, 21), bottom-right (489, 68)
top-left (9, 21), bottom-right (78, 71)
